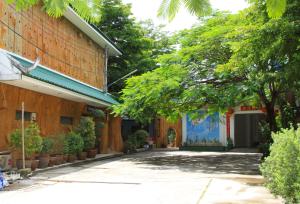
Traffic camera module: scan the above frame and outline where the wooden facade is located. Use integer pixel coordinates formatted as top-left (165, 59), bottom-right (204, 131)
top-left (0, 2), bottom-right (123, 156)
top-left (0, 2), bottom-right (105, 89)
top-left (156, 118), bottom-right (182, 148)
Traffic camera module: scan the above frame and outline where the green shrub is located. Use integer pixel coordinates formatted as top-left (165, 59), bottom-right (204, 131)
top-left (64, 131), bottom-right (84, 155)
top-left (40, 137), bottom-right (54, 154)
top-left (10, 122), bottom-right (43, 158)
top-left (260, 126), bottom-right (300, 203)
top-left (51, 133), bottom-right (65, 155)
top-left (167, 128), bottom-right (176, 144)
top-left (134, 130), bottom-right (149, 148)
top-left (76, 117), bottom-right (96, 151)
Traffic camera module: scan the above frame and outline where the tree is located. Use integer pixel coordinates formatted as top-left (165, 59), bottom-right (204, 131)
top-left (114, 0), bottom-right (300, 132)
top-left (158, 0), bottom-right (288, 20)
top-left (97, 0), bottom-right (174, 94)
top-left (5, 0), bottom-right (101, 22)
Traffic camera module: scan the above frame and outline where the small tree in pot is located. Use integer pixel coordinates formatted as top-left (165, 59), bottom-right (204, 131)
top-left (76, 117), bottom-right (97, 158)
top-left (10, 122), bottom-right (43, 170)
top-left (64, 131), bottom-right (84, 162)
top-left (38, 137), bottom-right (53, 168)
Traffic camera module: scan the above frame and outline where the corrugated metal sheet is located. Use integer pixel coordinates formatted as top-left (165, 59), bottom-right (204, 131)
top-left (9, 53), bottom-right (119, 105)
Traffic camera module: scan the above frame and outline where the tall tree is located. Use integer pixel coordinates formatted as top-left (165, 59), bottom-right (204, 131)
top-left (114, 0), bottom-right (300, 132)
top-left (97, 0), bottom-right (174, 94)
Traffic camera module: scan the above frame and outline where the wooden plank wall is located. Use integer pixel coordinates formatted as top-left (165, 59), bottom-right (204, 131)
top-left (0, 83), bottom-right (86, 151)
top-left (157, 118), bottom-right (182, 147)
top-left (0, 2), bottom-right (124, 154)
top-left (0, 1), bottom-right (105, 89)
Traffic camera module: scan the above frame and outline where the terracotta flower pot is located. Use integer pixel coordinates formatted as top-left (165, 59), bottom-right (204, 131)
top-left (16, 159), bottom-right (32, 169)
top-left (78, 152), bottom-right (87, 160)
top-left (63, 155), bottom-right (68, 163)
top-left (87, 149), bottom-right (97, 158)
top-left (38, 155), bottom-right (50, 168)
top-left (31, 159), bottom-right (39, 171)
top-left (48, 156), bottom-right (57, 167)
top-left (55, 155), bottom-right (63, 165)
top-left (67, 154), bottom-right (77, 162)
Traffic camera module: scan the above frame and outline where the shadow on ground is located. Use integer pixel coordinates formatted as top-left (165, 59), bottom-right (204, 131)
top-left (125, 152), bottom-right (262, 175)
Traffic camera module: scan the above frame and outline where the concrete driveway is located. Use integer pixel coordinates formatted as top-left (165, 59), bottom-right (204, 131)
top-left (0, 151), bottom-right (282, 204)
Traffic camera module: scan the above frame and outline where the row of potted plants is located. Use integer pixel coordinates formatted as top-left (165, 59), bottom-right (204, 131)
top-left (10, 116), bottom-right (98, 171)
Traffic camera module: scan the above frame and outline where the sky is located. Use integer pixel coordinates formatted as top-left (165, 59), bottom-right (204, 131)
top-left (122, 0), bottom-right (249, 32)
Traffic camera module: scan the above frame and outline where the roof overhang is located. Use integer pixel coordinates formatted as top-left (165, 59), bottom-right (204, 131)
top-left (63, 7), bottom-right (122, 57)
top-left (0, 49), bottom-right (118, 108)
top-left (4, 75), bottom-right (111, 107)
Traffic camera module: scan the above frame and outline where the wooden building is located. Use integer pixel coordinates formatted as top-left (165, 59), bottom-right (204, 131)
top-left (0, 2), bottom-right (124, 158)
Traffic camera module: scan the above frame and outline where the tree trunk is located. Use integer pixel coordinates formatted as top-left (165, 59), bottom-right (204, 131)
top-left (265, 102), bottom-right (278, 132)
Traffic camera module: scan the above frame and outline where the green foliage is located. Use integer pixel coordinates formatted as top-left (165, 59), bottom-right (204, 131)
top-left (134, 130), bottom-right (149, 147)
top-left (260, 126), bottom-right (300, 203)
top-left (124, 130), bottom-right (149, 152)
top-left (51, 133), bottom-right (65, 155)
top-left (167, 128), bottom-right (176, 143)
top-left (114, 1), bottom-right (300, 129)
top-left (158, 0), bottom-right (287, 20)
top-left (158, 0), bottom-right (212, 21)
top-left (64, 131), bottom-right (84, 155)
top-left (97, 0), bottom-right (174, 95)
top-left (40, 137), bottom-right (54, 154)
top-left (76, 117), bottom-right (96, 150)
top-left (5, 0), bottom-right (101, 23)
top-left (258, 121), bottom-right (272, 157)
top-left (9, 122), bottom-right (43, 158)
top-left (90, 109), bottom-right (105, 119)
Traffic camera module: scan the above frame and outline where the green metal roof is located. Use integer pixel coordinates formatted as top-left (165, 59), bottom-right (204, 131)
top-left (9, 53), bottom-right (119, 105)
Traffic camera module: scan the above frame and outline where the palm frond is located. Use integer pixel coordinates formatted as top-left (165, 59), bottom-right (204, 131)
top-left (158, 0), bottom-right (211, 21)
top-left (158, 0), bottom-right (182, 21)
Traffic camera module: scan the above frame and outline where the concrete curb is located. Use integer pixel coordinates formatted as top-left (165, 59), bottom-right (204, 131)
top-left (32, 153), bottom-right (124, 175)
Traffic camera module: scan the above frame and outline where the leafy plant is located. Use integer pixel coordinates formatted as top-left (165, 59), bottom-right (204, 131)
top-left (9, 122), bottom-right (43, 158)
top-left (76, 117), bottom-right (96, 151)
top-left (51, 133), bottom-right (65, 155)
top-left (260, 126), bottom-right (300, 203)
top-left (167, 128), bottom-right (176, 144)
top-left (40, 137), bottom-right (54, 154)
top-left (134, 130), bottom-right (149, 148)
top-left (226, 137), bottom-right (233, 150)
top-left (64, 131), bottom-right (84, 155)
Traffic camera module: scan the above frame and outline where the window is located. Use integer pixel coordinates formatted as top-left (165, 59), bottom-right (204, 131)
top-left (60, 116), bottom-right (73, 125)
top-left (15, 111), bottom-right (36, 121)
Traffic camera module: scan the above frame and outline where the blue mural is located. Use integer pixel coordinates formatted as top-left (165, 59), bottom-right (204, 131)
top-left (186, 112), bottom-right (220, 145)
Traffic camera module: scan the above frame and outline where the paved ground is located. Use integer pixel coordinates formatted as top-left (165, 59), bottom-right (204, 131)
top-left (0, 151), bottom-right (282, 204)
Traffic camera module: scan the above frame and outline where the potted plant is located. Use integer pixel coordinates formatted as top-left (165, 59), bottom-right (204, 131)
top-left (38, 137), bottom-right (53, 168)
top-left (76, 117), bottom-right (96, 158)
top-left (64, 131), bottom-right (84, 162)
top-left (51, 134), bottom-right (65, 165)
top-left (89, 109), bottom-right (105, 153)
top-left (10, 122), bottom-right (43, 170)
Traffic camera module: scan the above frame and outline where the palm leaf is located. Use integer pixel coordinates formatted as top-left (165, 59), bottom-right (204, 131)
top-left (158, 0), bottom-right (211, 21)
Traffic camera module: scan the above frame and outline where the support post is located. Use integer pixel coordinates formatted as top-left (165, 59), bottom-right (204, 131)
top-left (21, 102), bottom-right (25, 169)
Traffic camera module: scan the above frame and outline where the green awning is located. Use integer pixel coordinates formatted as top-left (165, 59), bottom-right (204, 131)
top-left (9, 52), bottom-right (119, 105)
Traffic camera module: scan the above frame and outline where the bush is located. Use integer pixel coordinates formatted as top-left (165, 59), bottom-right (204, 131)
top-left (10, 122), bottom-right (43, 158)
top-left (260, 126), bottom-right (300, 203)
top-left (64, 131), bottom-right (84, 155)
top-left (167, 128), bottom-right (176, 144)
top-left (40, 137), bottom-right (54, 154)
top-left (51, 133), bottom-right (65, 155)
top-left (124, 130), bottom-right (149, 153)
top-left (134, 130), bottom-right (149, 148)
top-left (76, 117), bottom-right (96, 151)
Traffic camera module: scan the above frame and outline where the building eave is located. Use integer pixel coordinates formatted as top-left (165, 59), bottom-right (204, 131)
top-left (63, 7), bottom-right (122, 57)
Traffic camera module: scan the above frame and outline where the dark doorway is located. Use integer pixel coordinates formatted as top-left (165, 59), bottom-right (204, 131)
top-left (234, 114), bottom-right (265, 147)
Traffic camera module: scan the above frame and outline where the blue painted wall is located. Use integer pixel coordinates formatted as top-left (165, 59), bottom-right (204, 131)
top-left (186, 112), bottom-right (220, 145)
